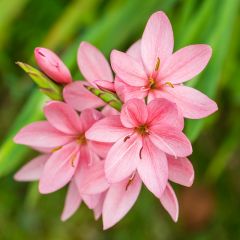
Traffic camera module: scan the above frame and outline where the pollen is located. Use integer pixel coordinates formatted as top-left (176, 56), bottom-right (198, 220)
top-left (76, 134), bottom-right (87, 145)
top-left (70, 153), bottom-right (77, 167)
top-left (154, 57), bottom-right (160, 71)
top-left (165, 81), bottom-right (174, 88)
top-left (125, 172), bottom-right (136, 190)
top-left (51, 146), bottom-right (62, 152)
top-left (148, 76), bottom-right (156, 89)
top-left (135, 124), bottom-right (149, 136)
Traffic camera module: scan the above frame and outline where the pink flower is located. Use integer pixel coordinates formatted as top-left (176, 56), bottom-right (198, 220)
top-left (111, 11), bottom-right (218, 119)
top-left (101, 154), bottom-right (194, 229)
top-left (14, 101), bottom-right (109, 194)
top-left (14, 151), bottom-right (107, 221)
top-left (86, 98), bottom-right (192, 198)
top-left (34, 47), bottom-right (72, 84)
top-left (63, 42), bottom-right (115, 111)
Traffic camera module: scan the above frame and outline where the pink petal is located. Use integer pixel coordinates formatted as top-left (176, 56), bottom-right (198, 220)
top-left (94, 80), bottom-right (115, 92)
top-left (137, 137), bottom-right (168, 197)
top-left (159, 44), bottom-right (212, 84)
top-left (14, 121), bottom-right (73, 148)
top-left (82, 193), bottom-right (101, 209)
top-left (93, 192), bottom-right (106, 220)
top-left (159, 183), bottom-right (179, 222)
top-left (89, 141), bottom-right (112, 158)
top-left (160, 85), bottom-right (218, 119)
top-left (141, 11), bottom-right (174, 74)
top-left (44, 101), bottom-right (82, 134)
top-left (39, 142), bottom-right (79, 194)
top-left (102, 174), bottom-right (142, 229)
top-left (105, 134), bottom-right (142, 183)
top-left (149, 125), bottom-right (192, 157)
top-left (34, 47), bottom-right (72, 84)
top-left (78, 42), bottom-right (113, 86)
top-left (120, 98), bottom-right (148, 128)
top-left (88, 141), bottom-right (112, 158)
top-left (114, 77), bottom-right (147, 103)
top-left (86, 115), bottom-right (131, 143)
top-left (127, 39), bottom-right (142, 61)
top-left (167, 155), bottom-right (194, 187)
top-left (61, 180), bottom-right (82, 221)
top-left (147, 98), bottom-right (183, 130)
top-left (79, 108), bottom-right (103, 132)
top-left (101, 105), bottom-right (119, 116)
top-left (63, 81), bottom-right (105, 111)
top-left (110, 50), bottom-right (148, 87)
top-left (78, 161), bottom-right (109, 195)
top-left (14, 154), bottom-right (49, 181)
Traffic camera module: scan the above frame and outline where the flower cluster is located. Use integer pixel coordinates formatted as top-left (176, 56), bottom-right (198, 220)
top-left (14, 11), bottom-right (217, 229)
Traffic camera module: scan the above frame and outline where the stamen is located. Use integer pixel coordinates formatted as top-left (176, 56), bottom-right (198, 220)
top-left (125, 172), bottom-right (136, 190)
top-left (148, 76), bottom-right (156, 89)
top-left (165, 82), bottom-right (174, 88)
top-left (70, 153), bottom-right (77, 167)
top-left (154, 57), bottom-right (160, 71)
top-left (51, 146), bottom-right (62, 152)
top-left (135, 125), bottom-right (149, 136)
top-left (124, 135), bottom-right (130, 142)
top-left (76, 134), bottom-right (87, 145)
top-left (139, 147), bottom-right (143, 159)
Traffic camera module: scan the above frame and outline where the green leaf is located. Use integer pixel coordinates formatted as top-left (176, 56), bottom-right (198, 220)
top-left (185, 0), bottom-right (240, 141)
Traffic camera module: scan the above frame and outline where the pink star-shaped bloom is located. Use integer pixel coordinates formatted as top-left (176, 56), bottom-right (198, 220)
top-left (86, 98), bottom-right (192, 198)
top-left (112, 11), bottom-right (218, 119)
top-left (101, 153), bottom-right (194, 229)
top-left (14, 101), bottom-right (109, 194)
top-left (14, 150), bottom-right (108, 221)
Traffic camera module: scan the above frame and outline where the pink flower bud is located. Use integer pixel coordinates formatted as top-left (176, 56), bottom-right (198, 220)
top-left (34, 47), bottom-right (72, 84)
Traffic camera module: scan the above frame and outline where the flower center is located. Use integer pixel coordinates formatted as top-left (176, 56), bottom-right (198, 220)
top-left (76, 134), bottom-right (87, 145)
top-left (148, 76), bottom-right (156, 89)
top-left (135, 124), bottom-right (149, 136)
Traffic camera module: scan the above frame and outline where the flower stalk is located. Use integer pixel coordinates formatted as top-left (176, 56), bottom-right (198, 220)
top-left (16, 62), bottom-right (63, 101)
top-left (84, 84), bottom-right (122, 111)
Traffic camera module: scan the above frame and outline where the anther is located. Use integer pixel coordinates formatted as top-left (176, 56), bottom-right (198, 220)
top-left (125, 172), bottom-right (136, 190)
top-left (165, 82), bottom-right (174, 88)
top-left (70, 153), bottom-right (77, 167)
top-left (139, 147), bottom-right (143, 159)
top-left (154, 57), bottom-right (160, 71)
top-left (51, 146), bottom-right (62, 152)
top-left (124, 135), bottom-right (130, 142)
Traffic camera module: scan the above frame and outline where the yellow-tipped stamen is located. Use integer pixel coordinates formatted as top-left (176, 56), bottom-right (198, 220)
top-left (139, 147), bottom-right (143, 159)
top-left (165, 82), bottom-right (174, 88)
top-left (51, 146), bottom-right (62, 152)
top-left (154, 57), bottom-right (160, 71)
top-left (125, 172), bottom-right (136, 190)
top-left (70, 153), bottom-right (77, 167)
top-left (76, 134), bottom-right (86, 145)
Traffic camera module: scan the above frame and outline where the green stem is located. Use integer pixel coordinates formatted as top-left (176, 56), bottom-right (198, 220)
top-left (84, 85), bottom-right (122, 111)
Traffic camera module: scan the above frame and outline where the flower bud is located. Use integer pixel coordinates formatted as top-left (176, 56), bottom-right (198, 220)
top-left (34, 47), bottom-right (72, 84)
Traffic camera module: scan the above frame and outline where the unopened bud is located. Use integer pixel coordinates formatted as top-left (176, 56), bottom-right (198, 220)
top-left (34, 47), bottom-right (72, 84)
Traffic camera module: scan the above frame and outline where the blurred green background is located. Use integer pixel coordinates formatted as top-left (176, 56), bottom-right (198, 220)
top-left (0, 0), bottom-right (240, 239)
